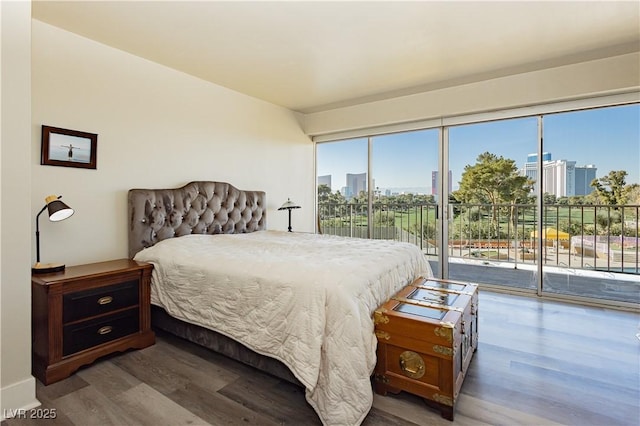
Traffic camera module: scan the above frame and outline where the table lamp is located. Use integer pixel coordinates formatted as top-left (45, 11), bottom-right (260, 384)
top-left (33, 195), bottom-right (74, 274)
top-left (278, 198), bottom-right (301, 232)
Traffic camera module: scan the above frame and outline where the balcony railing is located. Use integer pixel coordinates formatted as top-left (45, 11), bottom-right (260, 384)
top-left (318, 202), bottom-right (640, 275)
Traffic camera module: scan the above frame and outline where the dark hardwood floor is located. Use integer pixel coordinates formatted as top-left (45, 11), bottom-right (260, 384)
top-left (4, 291), bottom-right (639, 425)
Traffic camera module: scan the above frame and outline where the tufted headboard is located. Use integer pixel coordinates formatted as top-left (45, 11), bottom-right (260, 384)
top-left (128, 181), bottom-right (266, 258)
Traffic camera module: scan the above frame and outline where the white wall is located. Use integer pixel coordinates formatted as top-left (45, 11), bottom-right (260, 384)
top-left (304, 53), bottom-right (640, 137)
top-left (1, 1), bottom-right (39, 416)
top-left (32, 20), bottom-right (314, 267)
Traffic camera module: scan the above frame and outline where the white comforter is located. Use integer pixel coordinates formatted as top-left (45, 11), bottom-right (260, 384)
top-left (134, 230), bottom-right (432, 425)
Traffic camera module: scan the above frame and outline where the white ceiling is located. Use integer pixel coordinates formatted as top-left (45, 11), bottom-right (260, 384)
top-left (32, 1), bottom-right (640, 113)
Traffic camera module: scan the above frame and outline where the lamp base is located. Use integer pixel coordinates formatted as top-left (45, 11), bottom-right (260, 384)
top-left (32, 262), bottom-right (66, 274)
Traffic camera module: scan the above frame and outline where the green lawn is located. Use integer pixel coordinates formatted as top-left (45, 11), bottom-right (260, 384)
top-left (321, 203), bottom-right (633, 239)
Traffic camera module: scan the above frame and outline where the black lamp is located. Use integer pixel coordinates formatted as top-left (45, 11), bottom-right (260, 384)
top-left (33, 195), bottom-right (74, 274)
top-left (278, 198), bottom-right (301, 232)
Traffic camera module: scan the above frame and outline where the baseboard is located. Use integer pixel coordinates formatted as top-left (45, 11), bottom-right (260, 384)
top-left (1, 376), bottom-right (40, 420)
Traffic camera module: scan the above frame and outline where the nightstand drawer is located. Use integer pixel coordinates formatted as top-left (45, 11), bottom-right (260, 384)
top-left (63, 280), bottom-right (139, 323)
top-left (63, 308), bottom-right (140, 356)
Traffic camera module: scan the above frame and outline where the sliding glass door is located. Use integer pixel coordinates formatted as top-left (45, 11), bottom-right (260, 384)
top-left (370, 130), bottom-right (440, 268)
top-left (541, 105), bottom-right (640, 303)
top-left (446, 117), bottom-right (539, 290)
top-left (316, 138), bottom-right (369, 237)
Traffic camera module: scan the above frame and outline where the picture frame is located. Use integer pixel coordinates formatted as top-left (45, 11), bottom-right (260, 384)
top-left (41, 125), bottom-right (98, 169)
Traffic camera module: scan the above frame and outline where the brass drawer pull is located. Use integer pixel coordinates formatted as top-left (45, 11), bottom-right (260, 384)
top-left (97, 296), bottom-right (113, 305)
top-left (97, 326), bottom-right (113, 335)
top-left (399, 351), bottom-right (426, 379)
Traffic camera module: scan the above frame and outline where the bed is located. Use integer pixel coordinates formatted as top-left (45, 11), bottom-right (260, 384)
top-left (128, 181), bottom-right (432, 426)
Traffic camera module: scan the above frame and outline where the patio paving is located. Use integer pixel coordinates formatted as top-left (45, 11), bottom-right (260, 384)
top-left (429, 260), bottom-right (640, 305)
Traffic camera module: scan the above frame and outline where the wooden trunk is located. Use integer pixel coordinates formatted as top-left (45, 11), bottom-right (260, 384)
top-left (373, 276), bottom-right (478, 420)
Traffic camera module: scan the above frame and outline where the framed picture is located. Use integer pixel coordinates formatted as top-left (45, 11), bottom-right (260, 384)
top-left (41, 125), bottom-right (98, 169)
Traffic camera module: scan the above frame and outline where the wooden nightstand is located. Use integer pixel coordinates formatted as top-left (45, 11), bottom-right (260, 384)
top-left (32, 259), bottom-right (155, 385)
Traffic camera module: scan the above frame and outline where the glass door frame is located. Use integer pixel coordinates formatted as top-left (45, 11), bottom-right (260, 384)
top-left (438, 127), bottom-right (450, 280)
top-left (535, 116), bottom-right (544, 296)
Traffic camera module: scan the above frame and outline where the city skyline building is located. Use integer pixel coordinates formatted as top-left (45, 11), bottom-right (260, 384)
top-left (431, 170), bottom-right (452, 196)
top-left (543, 159), bottom-right (576, 197)
top-left (523, 152), bottom-right (552, 183)
top-left (317, 174), bottom-right (332, 189)
top-left (346, 172), bottom-right (367, 199)
top-left (527, 152), bottom-right (553, 162)
top-left (574, 165), bottom-right (598, 196)
top-left (521, 152), bottom-right (597, 197)
top-left (320, 152), bottom-right (597, 200)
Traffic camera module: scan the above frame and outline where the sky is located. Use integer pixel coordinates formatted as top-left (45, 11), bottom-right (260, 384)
top-left (317, 104), bottom-right (640, 194)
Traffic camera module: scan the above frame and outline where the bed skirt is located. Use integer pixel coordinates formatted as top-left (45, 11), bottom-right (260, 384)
top-left (150, 305), bottom-right (301, 385)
